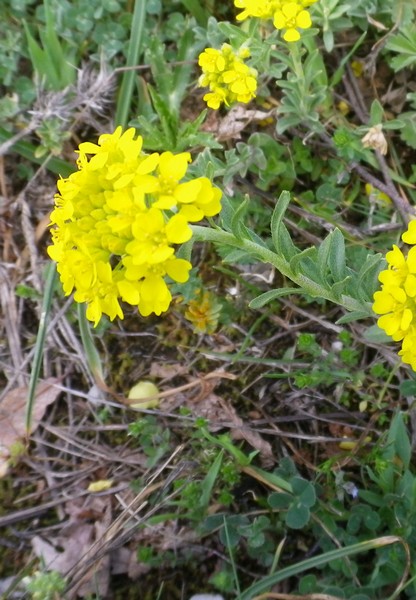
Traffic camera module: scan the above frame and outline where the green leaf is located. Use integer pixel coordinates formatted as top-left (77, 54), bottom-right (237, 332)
top-left (249, 288), bottom-right (302, 309)
top-left (386, 25), bottom-right (416, 71)
top-left (219, 521), bottom-right (241, 548)
top-left (387, 412), bottom-right (411, 469)
top-left (331, 276), bottom-right (352, 302)
top-left (336, 310), bottom-right (372, 324)
top-left (363, 510), bottom-right (380, 530)
top-left (399, 379), bottom-right (416, 397)
top-left (285, 503), bottom-right (310, 529)
top-left (356, 253), bottom-right (385, 300)
top-left (399, 112), bottom-right (416, 149)
top-left (278, 223), bottom-right (299, 261)
top-left (297, 253), bottom-right (327, 287)
top-left (328, 228), bottom-right (346, 281)
top-left (270, 190), bottom-right (292, 255)
top-left (268, 492), bottom-right (292, 509)
top-left (369, 100), bottom-right (384, 125)
top-left (317, 231), bottom-right (333, 274)
top-left (231, 195), bottom-right (250, 240)
top-left (294, 481), bottom-right (316, 509)
top-left (363, 324), bottom-right (393, 344)
top-left (289, 246), bottom-right (318, 277)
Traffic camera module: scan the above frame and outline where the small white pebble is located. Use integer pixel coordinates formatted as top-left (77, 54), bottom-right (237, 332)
top-left (331, 341), bottom-right (343, 353)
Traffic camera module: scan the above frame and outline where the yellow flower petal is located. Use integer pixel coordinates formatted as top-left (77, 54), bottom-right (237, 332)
top-left (165, 258), bottom-right (192, 283)
top-left (283, 28), bottom-right (301, 42)
top-left (88, 480), bottom-right (114, 493)
top-left (166, 214), bottom-right (192, 244)
top-left (402, 221), bottom-right (416, 245)
top-left (296, 10), bottom-right (312, 29)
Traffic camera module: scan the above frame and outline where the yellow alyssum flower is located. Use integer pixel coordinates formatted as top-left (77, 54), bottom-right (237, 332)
top-left (373, 225), bottom-right (416, 370)
top-left (234, 0), bottom-right (317, 41)
top-left (273, 2), bottom-right (312, 41)
top-left (48, 127), bottom-right (222, 325)
top-left (198, 44), bottom-right (257, 109)
top-left (234, 0), bottom-right (275, 20)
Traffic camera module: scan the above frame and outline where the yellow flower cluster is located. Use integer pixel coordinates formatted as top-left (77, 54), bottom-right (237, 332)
top-left (48, 127), bottom-right (222, 325)
top-left (198, 44), bottom-right (257, 109)
top-left (234, 0), bottom-right (318, 42)
top-left (373, 222), bottom-right (416, 370)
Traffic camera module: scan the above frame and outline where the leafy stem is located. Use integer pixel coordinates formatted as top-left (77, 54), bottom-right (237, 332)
top-left (191, 221), bottom-right (374, 317)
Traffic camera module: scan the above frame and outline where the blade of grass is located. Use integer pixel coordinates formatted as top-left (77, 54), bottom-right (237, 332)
top-left (223, 514), bottom-right (241, 597)
top-left (115, 0), bottom-right (147, 128)
top-left (25, 262), bottom-right (57, 432)
top-left (179, 0), bottom-right (210, 26)
top-left (199, 449), bottom-right (224, 508)
top-left (42, 0), bottom-right (76, 87)
top-left (239, 536), bottom-right (407, 600)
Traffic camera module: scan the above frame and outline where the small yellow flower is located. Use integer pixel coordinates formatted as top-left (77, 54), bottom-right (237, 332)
top-left (198, 47), bottom-right (226, 73)
top-left (373, 225), bottom-right (416, 370)
top-left (234, 0), bottom-right (275, 20)
top-left (198, 44), bottom-right (257, 109)
top-left (203, 89), bottom-right (228, 110)
top-left (337, 100), bottom-right (350, 116)
top-left (48, 127), bottom-right (222, 324)
top-left (273, 2), bottom-right (312, 42)
top-left (234, 0), bottom-right (317, 41)
top-left (351, 59), bottom-right (364, 78)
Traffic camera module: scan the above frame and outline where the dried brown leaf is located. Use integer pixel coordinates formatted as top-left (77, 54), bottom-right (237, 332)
top-left (219, 399), bottom-right (275, 467)
top-left (149, 361), bottom-right (188, 380)
top-left (31, 496), bottom-right (112, 598)
top-left (0, 378), bottom-right (60, 475)
top-left (217, 104), bottom-right (275, 141)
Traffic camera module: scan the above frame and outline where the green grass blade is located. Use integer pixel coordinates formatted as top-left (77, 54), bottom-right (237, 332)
top-left (223, 514), bottom-right (241, 596)
top-left (25, 262), bottom-right (57, 432)
top-left (42, 0), bottom-right (76, 87)
top-left (179, 0), bottom-right (209, 26)
top-left (115, 0), bottom-right (147, 128)
top-left (199, 449), bottom-right (224, 508)
top-left (23, 20), bottom-right (56, 86)
top-left (239, 536), bottom-right (405, 600)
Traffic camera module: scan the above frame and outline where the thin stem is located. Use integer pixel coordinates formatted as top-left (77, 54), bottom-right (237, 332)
top-left (288, 40), bottom-right (304, 81)
top-left (25, 262), bottom-right (57, 432)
